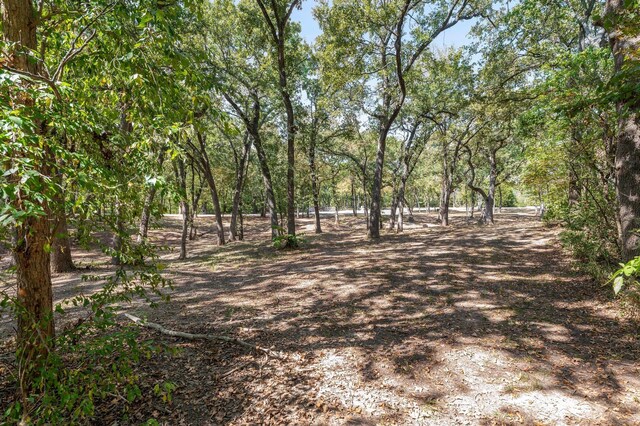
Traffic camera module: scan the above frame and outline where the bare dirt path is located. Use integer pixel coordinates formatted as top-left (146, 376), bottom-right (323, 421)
top-left (2, 209), bottom-right (640, 425)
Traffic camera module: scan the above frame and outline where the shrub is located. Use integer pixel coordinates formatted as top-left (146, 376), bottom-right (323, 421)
top-left (1, 258), bottom-right (172, 424)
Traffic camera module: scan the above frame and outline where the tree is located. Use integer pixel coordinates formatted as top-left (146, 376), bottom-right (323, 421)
top-left (601, 0), bottom-right (640, 260)
top-left (1, 0), bottom-right (55, 372)
top-left (255, 0), bottom-right (303, 237)
top-left (317, 0), bottom-right (488, 238)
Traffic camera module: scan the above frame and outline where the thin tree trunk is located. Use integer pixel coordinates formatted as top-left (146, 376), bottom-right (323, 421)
top-left (179, 198), bottom-right (189, 260)
top-left (137, 149), bottom-right (166, 244)
top-left (470, 191), bottom-right (476, 219)
top-left (173, 159), bottom-right (189, 260)
top-left (51, 176), bottom-right (74, 272)
top-left (252, 134), bottom-right (278, 238)
top-left (309, 129), bottom-right (322, 233)
top-left (351, 177), bottom-right (357, 217)
top-left (388, 190), bottom-right (398, 230)
top-left (51, 205), bottom-right (74, 272)
top-left (362, 176), bottom-right (370, 229)
top-left (439, 181), bottom-right (452, 226)
top-left (138, 185), bottom-right (157, 244)
top-left (230, 133), bottom-right (251, 241)
top-left (397, 196), bottom-right (404, 232)
top-left (194, 132), bottom-right (225, 245)
top-left (484, 153), bottom-right (498, 224)
top-left (111, 197), bottom-right (124, 265)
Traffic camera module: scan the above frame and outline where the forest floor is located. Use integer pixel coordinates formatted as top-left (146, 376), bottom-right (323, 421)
top-left (1, 209), bottom-right (640, 425)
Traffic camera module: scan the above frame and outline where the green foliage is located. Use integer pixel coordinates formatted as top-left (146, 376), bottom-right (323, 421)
top-left (0, 244), bottom-right (172, 424)
top-left (611, 256), bottom-right (640, 295)
top-left (272, 226), bottom-right (305, 249)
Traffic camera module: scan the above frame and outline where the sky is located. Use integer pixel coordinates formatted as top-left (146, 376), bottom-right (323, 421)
top-left (291, 1), bottom-right (477, 49)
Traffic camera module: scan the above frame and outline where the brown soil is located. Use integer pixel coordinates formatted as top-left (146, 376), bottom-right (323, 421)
top-left (1, 209), bottom-right (639, 425)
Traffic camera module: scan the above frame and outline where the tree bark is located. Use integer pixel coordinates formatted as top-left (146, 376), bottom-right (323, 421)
top-left (51, 202), bottom-right (74, 273)
top-left (351, 177), bottom-right (358, 217)
top-left (3, 0), bottom-right (56, 370)
top-left (111, 197), bottom-right (125, 265)
top-left (230, 133), bottom-right (251, 241)
top-left (439, 181), bottom-right (452, 226)
top-left (194, 132), bottom-right (225, 245)
top-left (51, 167), bottom-right (74, 272)
top-left (484, 151), bottom-right (498, 224)
top-left (172, 159), bottom-right (189, 260)
top-left (605, 0), bottom-right (640, 260)
top-left (388, 188), bottom-right (398, 230)
top-left (255, 1), bottom-right (299, 236)
top-left (369, 121), bottom-right (395, 238)
top-left (309, 126), bottom-right (322, 233)
top-left (253, 134), bottom-right (279, 238)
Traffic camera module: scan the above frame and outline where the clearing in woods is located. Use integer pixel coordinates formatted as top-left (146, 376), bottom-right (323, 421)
top-left (1, 208), bottom-right (639, 425)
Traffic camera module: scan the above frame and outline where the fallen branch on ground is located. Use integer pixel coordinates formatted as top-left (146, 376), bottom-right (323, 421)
top-left (122, 313), bottom-right (285, 360)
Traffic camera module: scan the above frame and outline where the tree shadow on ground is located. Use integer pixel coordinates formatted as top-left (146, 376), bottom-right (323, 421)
top-left (2, 210), bottom-right (638, 424)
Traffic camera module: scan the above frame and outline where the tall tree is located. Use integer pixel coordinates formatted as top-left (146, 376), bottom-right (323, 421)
top-left (2, 0), bottom-right (55, 369)
top-left (255, 0), bottom-right (303, 237)
top-left (602, 0), bottom-right (640, 260)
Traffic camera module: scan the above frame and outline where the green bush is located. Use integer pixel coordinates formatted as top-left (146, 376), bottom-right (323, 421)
top-left (271, 225), bottom-right (305, 249)
top-left (1, 259), bottom-right (173, 424)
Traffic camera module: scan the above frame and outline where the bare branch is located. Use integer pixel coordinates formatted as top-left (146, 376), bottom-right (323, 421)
top-left (52, 2), bottom-right (115, 82)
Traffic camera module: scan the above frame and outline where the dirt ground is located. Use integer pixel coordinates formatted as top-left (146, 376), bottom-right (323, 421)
top-left (1, 208), bottom-right (640, 425)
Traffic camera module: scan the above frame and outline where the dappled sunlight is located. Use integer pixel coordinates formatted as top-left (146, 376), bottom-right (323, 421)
top-left (3, 209), bottom-right (639, 424)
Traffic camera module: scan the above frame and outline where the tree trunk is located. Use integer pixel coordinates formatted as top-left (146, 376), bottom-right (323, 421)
top-left (137, 148), bottom-right (166, 244)
top-left (111, 197), bottom-right (124, 265)
top-left (470, 191), bottom-right (476, 219)
top-left (439, 181), bottom-right (451, 226)
top-left (179, 198), bottom-right (189, 260)
top-left (368, 126), bottom-right (391, 238)
top-left (605, 0), bottom-right (640, 260)
top-left (230, 134), bottom-right (251, 241)
top-left (272, 31), bottom-right (297, 237)
top-left (51, 204), bottom-right (74, 273)
top-left (253, 134), bottom-right (278, 238)
top-left (351, 177), bottom-right (357, 217)
top-left (195, 132), bottom-right (225, 245)
top-left (362, 177), bottom-right (370, 229)
top-left (3, 0), bottom-right (55, 373)
top-left (173, 159), bottom-right (189, 260)
top-left (309, 131), bottom-right (322, 234)
top-left (388, 191), bottom-right (398, 230)
top-left (397, 197), bottom-right (404, 232)
top-left (484, 153), bottom-right (498, 224)
top-left (137, 185), bottom-right (157, 244)
top-left (202, 169), bottom-right (225, 246)
top-left (50, 169), bottom-right (74, 273)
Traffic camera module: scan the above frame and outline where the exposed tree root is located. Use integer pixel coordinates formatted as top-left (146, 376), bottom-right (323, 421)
top-left (123, 313), bottom-right (286, 360)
